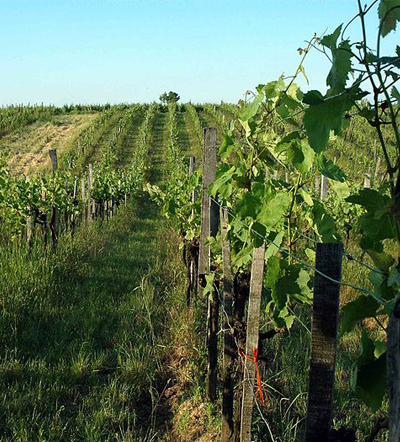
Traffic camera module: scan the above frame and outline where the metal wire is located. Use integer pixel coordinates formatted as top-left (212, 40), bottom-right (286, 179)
top-left (291, 227), bottom-right (387, 276)
top-left (209, 196), bottom-right (393, 311)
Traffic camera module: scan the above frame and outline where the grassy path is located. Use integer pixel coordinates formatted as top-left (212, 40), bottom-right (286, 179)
top-left (0, 109), bottom-right (186, 442)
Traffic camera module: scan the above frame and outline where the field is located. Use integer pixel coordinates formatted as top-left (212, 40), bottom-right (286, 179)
top-left (0, 95), bottom-right (397, 442)
top-left (0, 4), bottom-right (400, 441)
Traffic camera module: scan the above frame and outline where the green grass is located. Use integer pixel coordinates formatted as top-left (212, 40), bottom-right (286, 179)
top-left (0, 197), bottom-right (186, 442)
top-left (0, 106), bottom-right (190, 441)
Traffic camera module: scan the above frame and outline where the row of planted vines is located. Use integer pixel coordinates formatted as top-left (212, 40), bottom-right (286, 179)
top-left (147, 2), bottom-right (400, 441)
top-left (0, 103), bottom-right (156, 246)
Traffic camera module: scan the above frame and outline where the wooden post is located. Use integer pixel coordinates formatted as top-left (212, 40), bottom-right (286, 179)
top-left (364, 171), bottom-right (371, 188)
top-left (49, 149), bottom-right (58, 173)
top-left (388, 298), bottom-right (400, 442)
top-left (221, 207), bottom-right (235, 442)
top-left (374, 156), bottom-right (381, 186)
top-left (48, 149), bottom-right (59, 247)
top-left (81, 178), bottom-right (86, 230)
top-left (198, 127), bottom-right (219, 403)
top-left (198, 128), bottom-right (218, 278)
top-left (315, 174), bottom-right (320, 195)
top-left (305, 243), bottom-right (344, 442)
top-left (320, 175), bottom-right (328, 200)
top-left (88, 164), bottom-right (93, 222)
top-left (26, 215), bottom-right (33, 248)
top-left (240, 244), bottom-right (266, 442)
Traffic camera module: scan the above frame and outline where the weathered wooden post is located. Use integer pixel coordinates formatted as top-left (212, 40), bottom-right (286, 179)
top-left (71, 179), bottom-right (78, 235)
top-left (240, 244), bottom-right (266, 442)
top-left (88, 164), bottom-right (93, 222)
top-left (315, 174), bottom-right (320, 195)
top-left (374, 156), bottom-right (381, 186)
top-left (305, 242), bottom-right (344, 442)
top-left (49, 149), bottom-right (59, 247)
top-left (81, 177), bottom-right (86, 231)
top-left (320, 175), bottom-right (328, 200)
top-left (26, 215), bottom-right (33, 248)
top-left (364, 170), bottom-right (371, 188)
top-left (198, 127), bottom-right (219, 403)
top-left (388, 298), bottom-right (400, 442)
top-left (221, 207), bottom-right (235, 442)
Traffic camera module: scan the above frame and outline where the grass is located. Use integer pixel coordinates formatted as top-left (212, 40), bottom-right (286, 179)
top-left (0, 106), bottom-right (189, 441)
top-left (0, 196), bottom-right (186, 442)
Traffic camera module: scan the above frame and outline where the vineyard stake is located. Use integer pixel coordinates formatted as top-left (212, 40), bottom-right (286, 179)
top-left (81, 177), bottom-right (86, 232)
top-left (388, 298), bottom-right (400, 442)
top-left (239, 244), bottom-right (266, 442)
top-left (320, 175), bottom-right (328, 200)
top-left (88, 164), bottom-right (93, 222)
top-left (305, 242), bottom-right (344, 442)
top-left (48, 149), bottom-right (59, 247)
top-left (26, 215), bottom-right (33, 249)
top-left (364, 170), bottom-right (371, 188)
top-left (374, 156), bottom-right (381, 186)
top-left (198, 127), bottom-right (219, 402)
top-left (315, 174), bottom-right (320, 195)
top-left (221, 207), bottom-right (235, 442)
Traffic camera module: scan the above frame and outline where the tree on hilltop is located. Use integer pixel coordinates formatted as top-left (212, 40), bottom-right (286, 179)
top-left (159, 91), bottom-right (180, 104)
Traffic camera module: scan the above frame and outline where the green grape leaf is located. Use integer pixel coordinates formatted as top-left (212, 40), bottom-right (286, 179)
top-left (368, 270), bottom-right (395, 301)
top-left (331, 40), bottom-right (353, 91)
top-left (232, 245), bottom-right (253, 268)
top-left (265, 230), bottom-right (285, 260)
top-left (265, 256), bottom-right (281, 288)
top-left (303, 90), bottom-right (325, 105)
top-left (300, 189), bottom-right (313, 206)
top-left (375, 340), bottom-right (387, 359)
top-left (366, 250), bottom-right (395, 272)
top-left (299, 65), bottom-right (309, 84)
top-left (257, 192), bottom-right (290, 228)
top-left (209, 164), bottom-right (236, 199)
top-left (312, 201), bottom-right (339, 242)
top-left (341, 295), bottom-right (380, 334)
top-left (321, 25), bottom-right (342, 50)
top-left (219, 134), bottom-right (235, 159)
top-left (353, 332), bottom-right (387, 412)
top-left (235, 192), bottom-right (258, 219)
top-left (388, 268), bottom-right (400, 287)
top-left (346, 189), bottom-right (390, 211)
top-left (329, 180), bottom-right (351, 198)
top-left (261, 76), bottom-right (286, 100)
top-left (303, 92), bottom-right (354, 153)
top-left (240, 92), bottom-right (264, 121)
top-left (392, 86), bottom-right (400, 105)
top-left (378, 0), bottom-right (400, 37)
top-left (317, 154), bottom-right (347, 182)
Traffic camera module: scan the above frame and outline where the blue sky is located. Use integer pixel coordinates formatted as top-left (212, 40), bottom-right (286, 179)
top-left (0, 0), bottom-right (397, 105)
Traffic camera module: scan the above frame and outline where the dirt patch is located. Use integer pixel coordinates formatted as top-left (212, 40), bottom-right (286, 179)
top-left (1, 114), bottom-right (97, 175)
